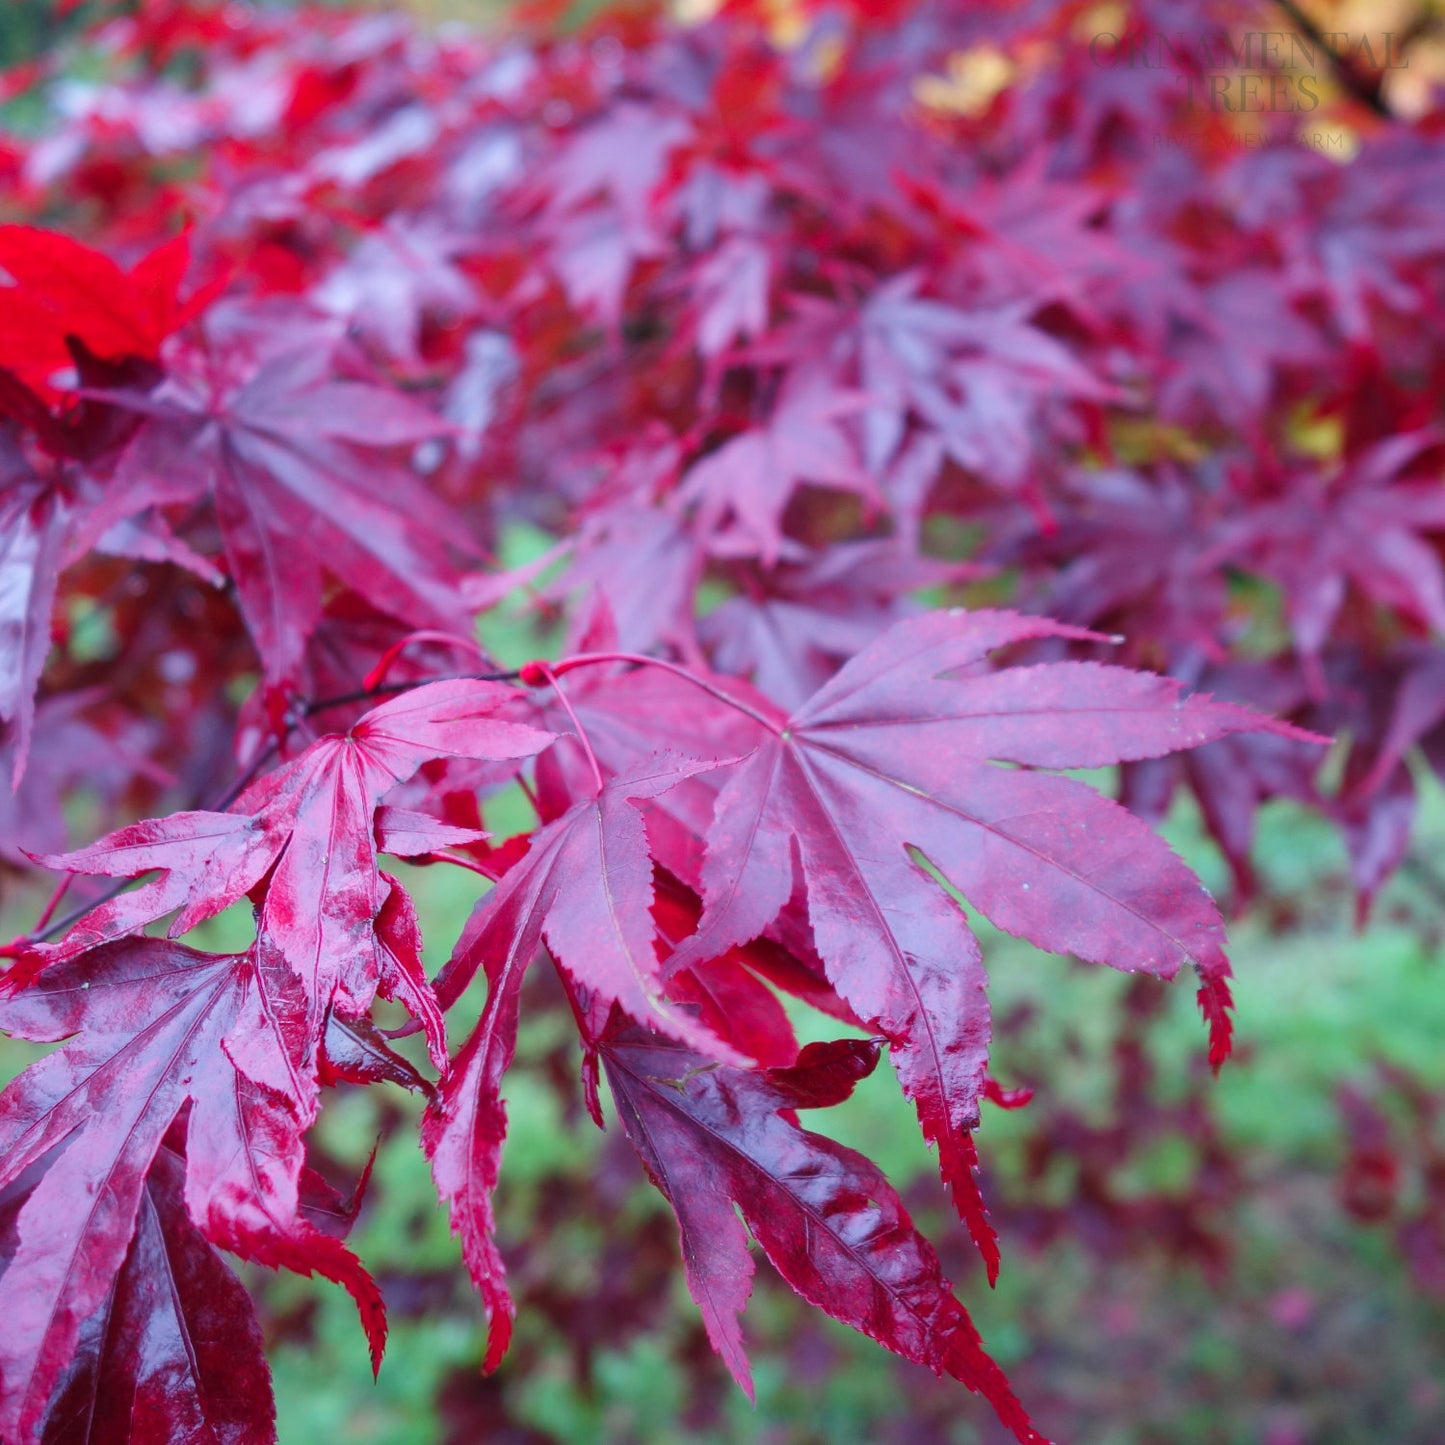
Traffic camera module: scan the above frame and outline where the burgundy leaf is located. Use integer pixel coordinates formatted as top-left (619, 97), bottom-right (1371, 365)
top-left (0, 937), bottom-right (371, 1444)
top-left (36, 1146), bottom-right (276, 1445)
top-left (603, 1024), bottom-right (1047, 1444)
top-left (678, 366), bottom-right (876, 565)
top-left (426, 756), bottom-right (748, 1368)
top-left (0, 446), bottom-right (67, 785)
top-left (107, 318), bottom-right (473, 682)
top-left (674, 609), bottom-right (1320, 1265)
top-left (29, 680), bottom-right (552, 1035)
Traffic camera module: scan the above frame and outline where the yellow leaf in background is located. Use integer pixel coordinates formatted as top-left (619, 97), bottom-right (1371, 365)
top-left (913, 45), bottom-right (1014, 117)
top-left (1074, 1), bottom-right (1126, 43)
top-left (1288, 408), bottom-right (1345, 462)
top-left (672, 0), bottom-right (722, 23)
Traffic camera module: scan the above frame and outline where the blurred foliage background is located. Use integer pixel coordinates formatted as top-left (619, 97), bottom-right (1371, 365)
top-left (1, 2), bottom-right (1444, 1442)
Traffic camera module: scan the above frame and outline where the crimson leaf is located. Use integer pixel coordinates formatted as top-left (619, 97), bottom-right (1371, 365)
top-left (27, 680), bottom-right (553, 1035)
top-left (672, 609), bottom-right (1321, 1269)
top-left (425, 755), bottom-right (746, 1369)
top-left (602, 1024), bottom-right (1048, 1444)
top-left (0, 937), bottom-right (373, 1445)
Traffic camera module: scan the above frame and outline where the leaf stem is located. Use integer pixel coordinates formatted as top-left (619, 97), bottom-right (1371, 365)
top-left (544, 651), bottom-right (783, 735)
top-left (361, 631), bottom-right (499, 692)
top-left (531, 662), bottom-right (606, 794)
top-left (303, 669), bottom-right (521, 717)
top-left (30, 872), bottom-right (73, 933)
top-left (24, 877), bottom-right (136, 947)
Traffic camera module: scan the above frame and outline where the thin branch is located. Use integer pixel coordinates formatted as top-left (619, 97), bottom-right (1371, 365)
top-left (1273, 0), bottom-right (1392, 118)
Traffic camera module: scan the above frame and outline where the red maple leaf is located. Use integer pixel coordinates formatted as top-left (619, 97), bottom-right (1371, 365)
top-left (0, 938), bottom-right (376, 1445)
top-left (601, 1024), bottom-right (1048, 1444)
top-left (0, 226), bottom-right (196, 400)
top-left (98, 309), bottom-right (475, 682)
top-left (666, 609), bottom-right (1321, 1269)
top-left (27, 680), bottom-right (553, 1041)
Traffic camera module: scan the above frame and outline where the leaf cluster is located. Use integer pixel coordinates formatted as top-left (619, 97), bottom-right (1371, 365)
top-left (2, 0), bottom-right (1440, 1438)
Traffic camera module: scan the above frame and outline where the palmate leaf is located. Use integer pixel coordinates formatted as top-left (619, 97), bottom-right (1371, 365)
top-left (602, 1025), bottom-right (1047, 1444)
top-left (0, 938), bottom-right (370, 1445)
top-left (0, 681), bottom-right (550, 1442)
top-left (25, 1144), bottom-right (276, 1445)
top-left (671, 610), bottom-right (1322, 1272)
top-left (26, 680), bottom-right (553, 1040)
top-left (424, 757), bottom-right (746, 1370)
top-left (677, 365), bottom-right (875, 565)
top-left (0, 226), bottom-right (194, 399)
top-left (100, 318), bottom-right (474, 684)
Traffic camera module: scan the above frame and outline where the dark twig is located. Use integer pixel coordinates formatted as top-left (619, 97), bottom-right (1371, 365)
top-left (1273, 0), bottom-right (1393, 118)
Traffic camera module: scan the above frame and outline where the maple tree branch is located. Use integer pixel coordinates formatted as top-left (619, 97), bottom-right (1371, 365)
top-left (30, 872), bottom-right (73, 933)
top-left (1272, 0), bottom-right (1393, 118)
top-left (361, 631), bottom-right (500, 692)
top-left (300, 670), bottom-right (522, 717)
top-left (16, 877), bottom-right (136, 950)
top-left (211, 739), bottom-right (282, 814)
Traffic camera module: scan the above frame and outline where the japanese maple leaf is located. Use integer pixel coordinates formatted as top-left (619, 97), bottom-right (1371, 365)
top-left (602, 1026), bottom-right (1047, 1445)
top-left (0, 226), bottom-right (195, 400)
top-left (1154, 269), bottom-right (1322, 433)
top-left (525, 102), bottom-right (693, 325)
top-left (28, 1145), bottom-right (276, 1445)
top-left (700, 540), bottom-right (969, 709)
top-left (1120, 657), bottom-right (1317, 906)
top-left (28, 680), bottom-right (553, 1040)
top-left (0, 433), bottom-right (68, 785)
top-left (547, 502), bottom-right (702, 660)
top-left (314, 219), bottom-right (479, 369)
top-left (425, 756), bottom-right (745, 1369)
top-left (670, 609), bottom-right (1319, 1269)
top-left (102, 315), bottom-right (475, 682)
top-left (521, 662), bottom-right (761, 887)
top-left (855, 275), bottom-right (1113, 485)
top-left (1215, 434), bottom-right (1445, 681)
top-left (0, 937), bottom-right (379, 1445)
top-left (1287, 143), bottom-right (1445, 344)
top-left (1300, 645), bottom-right (1445, 918)
top-left (998, 465), bottom-right (1228, 653)
top-left (653, 869), bottom-right (801, 1068)
top-left (678, 365), bottom-right (875, 564)
top-left (899, 164), bottom-right (1127, 325)
top-left (688, 232), bottom-right (772, 360)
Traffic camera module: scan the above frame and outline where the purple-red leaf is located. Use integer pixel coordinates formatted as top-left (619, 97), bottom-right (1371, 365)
top-left (674, 608), bottom-right (1320, 1267)
top-left (0, 458), bottom-right (66, 787)
top-left (29, 680), bottom-right (552, 1033)
top-left (603, 1024), bottom-right (1048, 1443)
top-left (426, 755), bottom-right (746, 1368)
top-left (0, 936), bottom-right (361, 1444)
top-left (34, 1146), bottom-right (277, 1445)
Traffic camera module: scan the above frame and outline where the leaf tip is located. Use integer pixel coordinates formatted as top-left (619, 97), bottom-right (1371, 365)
top-left (1197, 975), bottom-right (1235, 1073)
top-left (481, 1312), bottom-right (515, 1374)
